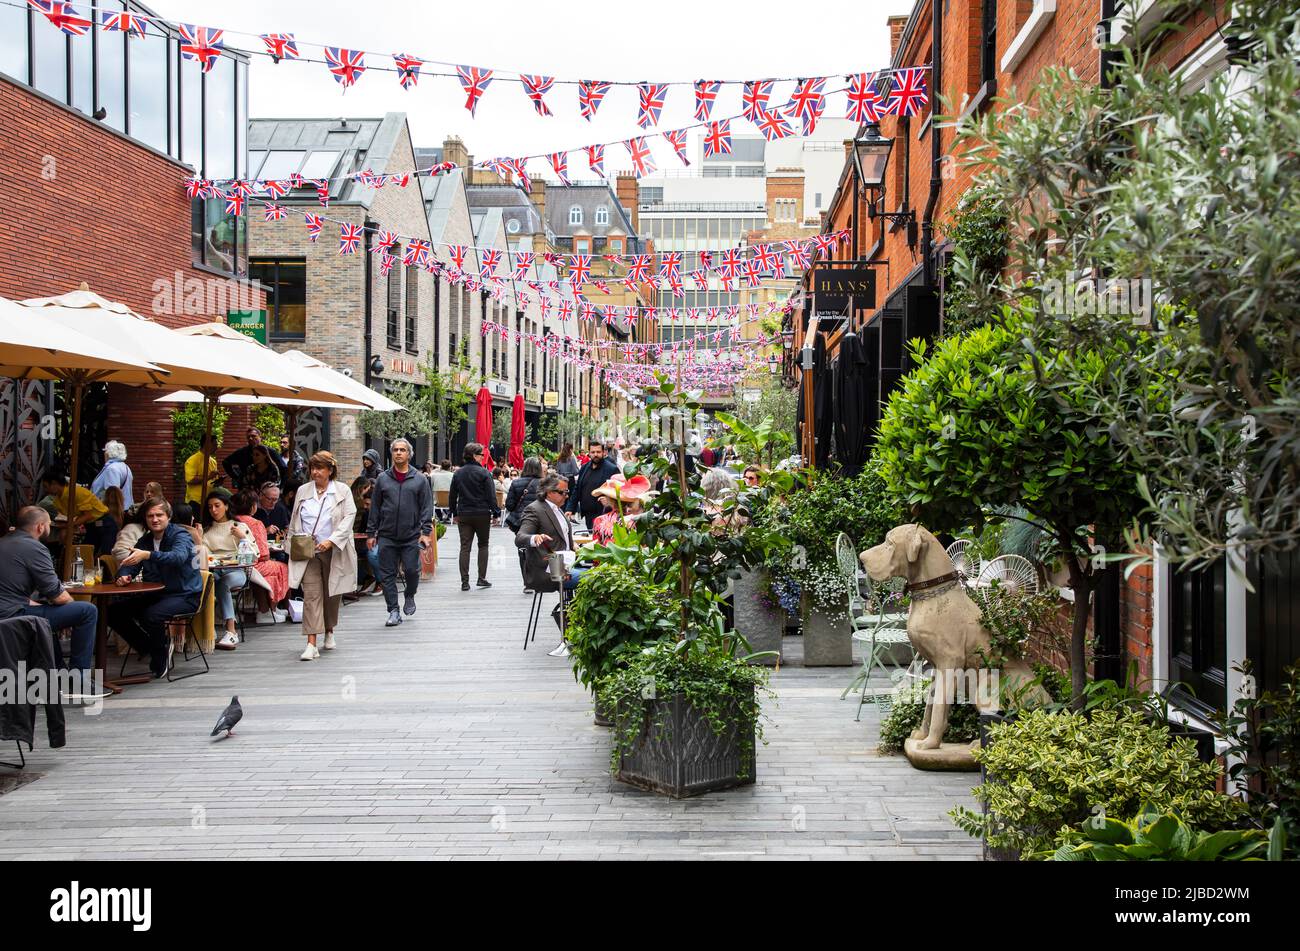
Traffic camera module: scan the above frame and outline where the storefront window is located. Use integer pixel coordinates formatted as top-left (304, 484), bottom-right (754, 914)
top-left (96, 3), bottom-right (126, 132)
top-left (128, 27), bottom-right (168, 152)
top-left (31, 11), bottom-right (67, 101)
top-left (0, 3), bottom-right (28, 81)
top-left (203, 53), bottom-right (235, 181)
top-left (251, 259), bottom-right (307, 338)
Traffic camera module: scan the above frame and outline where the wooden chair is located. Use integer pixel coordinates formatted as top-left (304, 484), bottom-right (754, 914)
top-left (435, 489), bottom-right (450, 522)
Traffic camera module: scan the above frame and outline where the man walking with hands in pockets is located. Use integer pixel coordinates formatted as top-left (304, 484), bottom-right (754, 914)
top-left (367, 439), bottom-right (434, 628)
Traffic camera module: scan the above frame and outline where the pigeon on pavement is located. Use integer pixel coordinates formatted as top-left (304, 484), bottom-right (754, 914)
top-left (211, 696), bottom-right (242, 737)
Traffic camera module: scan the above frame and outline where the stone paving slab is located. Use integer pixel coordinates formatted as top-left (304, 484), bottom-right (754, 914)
top-left (0, 527), bottom-right (978, 859)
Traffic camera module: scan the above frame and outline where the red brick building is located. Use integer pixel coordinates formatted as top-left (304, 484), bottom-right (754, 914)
top-left (0, 2), bottom-right (264, 512)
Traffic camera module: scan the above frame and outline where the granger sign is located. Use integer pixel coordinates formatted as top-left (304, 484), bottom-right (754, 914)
top-left (811, 268), bottom-right (876, 312)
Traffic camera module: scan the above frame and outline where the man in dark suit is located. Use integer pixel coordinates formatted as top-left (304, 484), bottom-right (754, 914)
top-left (564, 442), bottom-right (620, 531)
top-left (515, 474), bottom-right (584, 656)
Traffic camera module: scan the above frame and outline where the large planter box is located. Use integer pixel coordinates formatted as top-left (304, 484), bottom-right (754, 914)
top-left (613, 689), bottom-right (757, 798)
top-left (800, 595), bottom-right (853, 666)
top-left (732, 569), bottom-right (783, 666)
top-left (977, 712), bottom-right (1020, 861)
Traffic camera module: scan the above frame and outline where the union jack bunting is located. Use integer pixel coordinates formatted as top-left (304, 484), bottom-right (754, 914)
top-left (101, 10), bottom-right (147, 36)
top-left (541, 299), bottom-right (552, 319)
top-left (314, 180), bottom-right (330, 206)
top-left (592, 280), bottom-right (611, 295)
top-left (558, 300), bottom-right (573, 321)
top-left (427, 162), bottom-right (456, 177)
top-left (449, 245), bottom-right (468, 271)
top-left (304, 213), bottom-right (323, 242)
top-left (715, 248), bottom-right (742, 280)
top-left (636, 83), bottom-right (669, 130)
top-left (844, 71), bottom-right (882, 123)
top-left (479, 248), bottom-right (502, 278)
top-left (288, 173), bottom-right (304, 188)
top-left (511, 251), bottom-right (534, 281)
top-left (222, 191), bottom-right (245, 216)
top-left (373, 230), bottom-right (398, 253)
top-left (584, 144), bottom-right (607, 179)
top-left (393, 53), bottom-right (422, 89)
top-left (384, 173), bottom-right (410, 188)
top-left (741, 80), bottom-right (773, 121)
top-left (482, 156), bottom-right (513, 178)
top-left (521, 75), bottom-right (555, 117)
top-left (625, 137), bottom-right (657, 178)
top-left (812, 233), bottom-right (837, 256)
top-left (184, 178), bottom-right (209, 199)
top-left (693, 80), bottom-right (722, 122)
top-left (754, 107), bottom-right (795, 141)
top-left (226, 180), bottom-right (253, 198)
top-left (657, 252), bottom-right (683, 285)
top-left (577, 80), bottom-right (612, 121)
top-left (688, 268), bottom-right (709, 290)
top-left (703, 119), bottom-right (732, 158)
top-left (686, 308), bottom-right (700, 323)
top-left (567, 254), bottom-right (592, 285)
top-left (29, 2), bottom-right (92, 36)
top-left (506, 158), bottom-right (532, 194)
top-left (770, 255), bottom-right (788, 280)
top-left (378, 253), bottom-right (395, 277)
top-left (742, 259), bottom-right (763, 288)
top-left (338, 224), bottom-right (363, 255)
top-left (663, 129), bottom-right (690, 167)
top-left (626, 255), bottom-right (652, 284)
top-left (580, 301), bottom-right (597, 323)
top-left (784, 239), bottom-right (811, 270)
top-left (404, 240), bottom-right (431, 267)
top-left (548, 152), bottom-right (572, 186)
top-left (456, 65), bottom-right (494, 116)
top-left (263, 204), bottom-right (286, 221)
top-left (325, 48), bottom-right (366, 88)
top-left (178, 24), bottom-right (224, 73)
top-left (260, 33), bottom-right (299, 60)
top-left (542, 252), bottom-right (561, 266)
top-left (263, 180), bottom-right (290, 199)
top-left (699, 250), bottom-right (714, 271)
top-left (354, 168), bottom-right (381, 188)
top-left (786, 76), bottom-right (827, 135)
top-left (753, 243), bottom-right (780, 273)
top-left (602, 254), bottom-right (623, 266)
top-left (881, 67), bottom-right (928, 117)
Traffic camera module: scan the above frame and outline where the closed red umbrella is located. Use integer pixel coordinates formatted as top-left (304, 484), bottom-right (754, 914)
top-left (508, 393), bottom-right (526, 469)
top-left (474, 386), bottom-right (495, 471)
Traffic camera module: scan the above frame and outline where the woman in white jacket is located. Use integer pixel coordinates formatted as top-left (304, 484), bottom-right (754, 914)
top-left (287, 451), bottom-right (357, 661)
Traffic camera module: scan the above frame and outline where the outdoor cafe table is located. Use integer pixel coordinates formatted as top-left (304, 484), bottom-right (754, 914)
top-left (70, 580), bottom-right (165, 693)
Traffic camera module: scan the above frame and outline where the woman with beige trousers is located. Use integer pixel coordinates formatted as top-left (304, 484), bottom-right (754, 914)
top-left (288, 451), bottom-right (357, 661)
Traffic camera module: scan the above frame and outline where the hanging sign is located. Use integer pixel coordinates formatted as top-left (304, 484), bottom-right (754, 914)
top-left (543, 391), bottom-right (559, 408)
top-left (227, 309), bottom-right (267, 345)
top-left (811, 268), bottom-right (875, 312)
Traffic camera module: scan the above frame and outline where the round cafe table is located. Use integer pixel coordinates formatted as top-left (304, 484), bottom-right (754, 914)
top-left (71, 580), bottom-right (165, 693)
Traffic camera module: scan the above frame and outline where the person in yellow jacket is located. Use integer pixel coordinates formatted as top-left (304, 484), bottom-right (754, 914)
top-left (184, 434), bottom-right (220, 504)
top-left (40, 469), bottom-right (113, 556)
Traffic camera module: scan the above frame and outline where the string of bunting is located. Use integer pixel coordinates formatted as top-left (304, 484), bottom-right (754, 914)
top-left (22, 1), bottom-right (928, 124)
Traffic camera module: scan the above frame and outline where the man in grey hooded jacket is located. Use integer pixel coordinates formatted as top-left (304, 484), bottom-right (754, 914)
top-left (366, 439), bottom-right (434, 626)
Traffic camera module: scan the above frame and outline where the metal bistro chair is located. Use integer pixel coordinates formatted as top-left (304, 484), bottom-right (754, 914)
top-left (945, 538), bottom-right (981, 585)
top-left (119, 572), bottom-right (213, 682)
top-left (836, 533), bottom-right (911, 720)
top-left (975, 554), bottom-right (1040, 596)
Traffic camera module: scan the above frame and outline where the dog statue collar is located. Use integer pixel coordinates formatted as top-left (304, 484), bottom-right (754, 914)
top-left (904, 571), bottom-right (960, 600)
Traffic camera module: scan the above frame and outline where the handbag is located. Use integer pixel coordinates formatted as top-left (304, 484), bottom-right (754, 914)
top-left (288, 490), bottom-right (326, 562)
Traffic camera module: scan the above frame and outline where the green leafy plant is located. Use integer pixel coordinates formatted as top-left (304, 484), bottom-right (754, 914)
top-left (972, 580), bottom-right (1058, 665)
top-left (358, 346), bottom-right (478, 444)
top-left (171, 403), bottom-right (231, 480)
top-left (939, 182), bottom-right (1008, 337)
top-left (713, 411), bottom-right (794, 470)
top-left (251, 405), bottom-right (286, 444)
top-left (1048, 808), bottom-right (1271, 861)
top-left (877, 679), bottom-right (979, 754)
top-left (566, 563), bottom-right (677, 693)
top-left (951, 708), bottom-right (1245, 859)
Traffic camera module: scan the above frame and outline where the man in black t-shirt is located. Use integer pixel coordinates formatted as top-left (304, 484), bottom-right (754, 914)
top-left (254, 482), bottom-right (291, 563)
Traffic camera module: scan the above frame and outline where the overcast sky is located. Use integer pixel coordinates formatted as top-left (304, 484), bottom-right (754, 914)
top-left (155, 0), bottom-right (915, 165)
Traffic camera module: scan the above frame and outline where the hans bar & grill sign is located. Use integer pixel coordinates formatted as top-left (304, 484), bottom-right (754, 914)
top-left (811, 268), bottom-right (875, 312)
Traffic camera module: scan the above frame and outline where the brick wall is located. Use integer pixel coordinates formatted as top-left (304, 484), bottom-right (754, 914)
top-left (0, 76), bottom-right (264, 502)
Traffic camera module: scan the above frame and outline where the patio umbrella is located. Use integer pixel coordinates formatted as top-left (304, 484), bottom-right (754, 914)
top-left (833, 332), bottom-right (872, 476)
top-left (0, 294), bottom-right (168, 575)
top-left (508, 394), bottom-right (526, 469)
top-left (474, 387), bottom-right (495, 471)
top-left (812, 334), bottom-right (835, 469)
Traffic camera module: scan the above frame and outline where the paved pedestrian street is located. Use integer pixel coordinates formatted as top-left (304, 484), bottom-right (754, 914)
top-left (0, 530), bottom-right (978, 860)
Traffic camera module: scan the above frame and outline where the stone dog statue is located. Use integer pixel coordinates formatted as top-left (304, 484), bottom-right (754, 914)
top-left (862, 523), bottom-right (1043, 755)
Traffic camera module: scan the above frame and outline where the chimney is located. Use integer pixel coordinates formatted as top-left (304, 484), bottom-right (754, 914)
top-left (888, 14), bottom-right (909, 62)
top-left (442, 135), bottom-right (469, 170)
top-left (615, 173), bottom-right (639, 233)
top-left (529, 179), bottom-right (547, 222)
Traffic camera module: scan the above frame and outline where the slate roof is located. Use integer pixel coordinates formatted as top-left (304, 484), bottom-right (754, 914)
top-left (546, 182), bottom-right (638, 243)
top-left (247, 113), bottom-right (410, 206)
top-left (466, 184), bottom-right (545, 240)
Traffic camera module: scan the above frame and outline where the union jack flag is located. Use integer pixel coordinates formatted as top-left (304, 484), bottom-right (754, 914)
top-left (881, 67), bottom-right (928, 117)
top-left (511, 251), bottom-right (534, 280)
top-left (315, 180), bottom-right (330, 207)
top-left (260, 33), bottom-right (298, 61)
top-left (699, 250), bottom-right (714, 271)
top-left (542, 252), bottom-right (561, 267)
top-left (753, 243), bottom-right (780, 273)
top-left (567, 254), bottom-right (592, 285)
top-left (783, 239), bottom-right (811, 270)
top-left (663, 129), bottom-right (690, 167)
top-left (637, 83), bottom-right (668, 129)
top-left (584, 144), bottom-right (606, 179)
top-left (178, 24), bottom-right (224, 73)
top-left (715, 248), bottom-right (742, 281)
top-left (479, 248), bottom-right (502, 278)
top-left (603, 253), bottom-right (623, 266)
top-left (786, 76), bottom-right (827, 134)
top-left (657, 252), bottom-right (682, 285)
top-left (404, 240), bottom-right (431, 267)
top-left (521, 75), bottom-right (555, 117)
top-left (626, 254), bottom-right (652, 284)
top-left (223, 191), bottom-right (245, 216)
top-left (325, 48), bottom-right (366, 88)
top-left (625, 137), bottom-right (657, 178)
top-left (101, 9), bottom-right (147, 36)
top-left (393, 53), bottom-right (422, 89)
top-left (770, 254), bottom-right (788, 280)
top-left (844, 72), bottom-right (883, 123)
top-left (339, 224), bottom-right (363, 255)
top-left (558, 300), bottom-right (573, 322)
top-left (29, 2), bottom-right (92, 36)
top-left (378, 253), bottom-right (395, 276)
top-left (548, 152), bottom-right (572, 186)
top-left (288, 173), bottom-right (304, 188)
top-left (812, 233), bottom-right (837, 257)
top-left (355, 168), bottom-right (381, 188)
top-left (580, 301), bottom-right (597, 323)
top-left (688, 268), bottom-right (709, 290)
top-left (184, 178), bottom-right (210, 199)
top-left (263, 180), bottom-right (290, 199)
top-left (373, 230), bottom-right (398, 254)
top-left (742, 256), bottom-right (762, 285)
top-left (304, 213), bottom-right (323, 242)
top-left (693, 80), bottom-right (722, 122)
top-left (577, 80), bottom-right (611, 121)
top-left (448, 245), bottom-right (469, 271)
top-left (592, 280), bottom-right (611, 295)
top-left (506, 158), bottom-right (532, 194)
top-left (754, 107), bottom-right (794, 141)
top-left (384, 173), bottom-right (410, 188)
top-left (456, 65), bottom-right (494, 116)
top-left (741, 80), bottom-right (773, 121)
top-left (263, 203), bottom-right (286, 221)
top-left (703, 119), bottom-right (732, 158)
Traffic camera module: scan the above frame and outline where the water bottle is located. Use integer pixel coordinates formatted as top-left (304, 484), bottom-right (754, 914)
top-left (72, 548), bottom-right (85, 584)
top-left (237, 535), bottom-right (257, 567)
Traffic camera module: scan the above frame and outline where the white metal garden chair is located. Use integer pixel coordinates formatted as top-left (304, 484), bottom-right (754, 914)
top-left (975, 554), bottom-right (1040, 596)
top-left (944, 538), bottom-right (981, 584)
top-left (836, 533), bottom-right (911, 721)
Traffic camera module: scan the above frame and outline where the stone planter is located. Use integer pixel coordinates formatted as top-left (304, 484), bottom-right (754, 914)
top-left (800, 594), bottom-right (853, 666)
top-left (731, 569), bottom-right (783, 665)
top-left (593, 695), bottom-right (614, 727)
top-left (977, 712), bottom-right (1020, 861)
top-left (613, 689), bottom-right (757, 798)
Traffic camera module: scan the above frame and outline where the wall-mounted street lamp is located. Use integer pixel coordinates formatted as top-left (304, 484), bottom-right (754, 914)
top-left (852, 122), bottom-right (917, 248)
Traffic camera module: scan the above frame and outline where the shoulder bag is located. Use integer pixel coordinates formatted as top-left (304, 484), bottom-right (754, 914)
top-left (288, 489), bottom-right (326, 562)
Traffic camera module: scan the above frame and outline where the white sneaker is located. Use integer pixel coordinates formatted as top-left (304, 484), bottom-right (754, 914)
top-left (271, 608), bottom-right (287, 623)
top-left (547, 641), bottom-right (571, 658)
top-left (256, 610), bottom-right (274, 625)
top-left (299, 643), bottom-right (319, 661)
top-left (322, 632), bottom-right (336, 651)
top-left (216, 632), bottom-right (239, 651)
